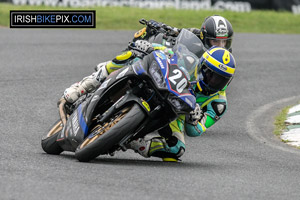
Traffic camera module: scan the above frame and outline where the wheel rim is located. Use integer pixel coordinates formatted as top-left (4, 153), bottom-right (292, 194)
top-left (47, 121), bottom-right (63, 138)
top-left (79, 107), bottom-right (130, 149)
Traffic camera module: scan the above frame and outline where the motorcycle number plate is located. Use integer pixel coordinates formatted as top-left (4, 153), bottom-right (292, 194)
top-left (167, 65), bottom-right (189, 94)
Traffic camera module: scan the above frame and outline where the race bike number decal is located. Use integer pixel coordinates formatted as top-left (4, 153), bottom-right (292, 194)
top-left (168, 68), bottom-right (188, 93)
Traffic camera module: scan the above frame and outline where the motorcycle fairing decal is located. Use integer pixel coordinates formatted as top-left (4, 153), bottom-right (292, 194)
top-left (56, 125), bottom-right (67, 141)
top-left (166, 63), bottom-right (191, 96)
top-left (77, 104), bottom-right (88, 136)
top-left (91, 95), bottom-right (99, 102)
top-left (132, 61), bottom-right (145, 75)
top-left (99, 78), bottom-right (111, 90)
top-left (181, 95), bottom-right (196, 109)
top-left (153, 50), bottom-right (168, 77)
top-left (116, 67), bottom-right (129, 79)
top-left (156, 50), bottom-right (167, 60)
top-left (142, 100), bottom-right (151, 111)
top-left (169, 54), bottom-right (178, 65)
top-left (71, 111), bottom-right (80, 136)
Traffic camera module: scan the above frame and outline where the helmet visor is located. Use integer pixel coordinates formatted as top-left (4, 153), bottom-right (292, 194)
top-left (200, 64), bottom-right (231, 91)
top-left (206, 38), bottom-right (232, 50)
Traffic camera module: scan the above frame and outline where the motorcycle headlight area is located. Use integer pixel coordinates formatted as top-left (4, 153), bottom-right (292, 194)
top-left (168, 93), bottom-right (192, 113)
top-left (149, 61), bottom-right (167, 89)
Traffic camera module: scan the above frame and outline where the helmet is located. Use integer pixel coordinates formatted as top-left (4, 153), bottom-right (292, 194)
top-left (195, 47), bottom-right (236, 95)
top-left (199, 15), bottom-right (234, 50)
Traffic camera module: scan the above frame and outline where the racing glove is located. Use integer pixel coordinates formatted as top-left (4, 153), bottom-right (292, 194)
top-left (148, 19), bottom-right (179, 36)
top-left (185, 103), bottom-right (203, 126)
top-left (135, 40), bottom-right (153, 53)
top-left (148, 19), bottom-right (161, 29)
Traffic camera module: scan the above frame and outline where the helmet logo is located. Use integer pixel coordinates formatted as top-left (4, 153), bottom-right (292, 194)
top-left (218, 20), bottom-right (226, 27)
top-left (200, 31), bottom-right (204, 40)
top-left (216, 21), bottom-right (228, 37)
top-left (222, 50), bottom-right (230, 64)
top-left (219, 64), bottom-right (227, 71)
top-left (212, 16), bottom-right (228, 37)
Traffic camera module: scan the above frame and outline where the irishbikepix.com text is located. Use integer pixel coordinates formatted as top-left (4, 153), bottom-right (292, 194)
top-left (10, 10), bottom-right (96, 28)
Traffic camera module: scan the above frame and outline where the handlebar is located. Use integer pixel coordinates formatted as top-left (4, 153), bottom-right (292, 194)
top-left (139, 18), bottom-right (180, 36)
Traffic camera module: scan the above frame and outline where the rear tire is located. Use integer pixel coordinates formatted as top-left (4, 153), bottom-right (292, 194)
top-left (75, 104), bottom-right (145, 162)
top-left (41, 120), bottom-right (64, 155)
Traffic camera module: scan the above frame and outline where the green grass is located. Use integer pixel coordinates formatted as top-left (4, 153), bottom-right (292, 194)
top-left (274, 106), bottom-right (291, 136)
top-left (1, 2), bottom-right (300, 34)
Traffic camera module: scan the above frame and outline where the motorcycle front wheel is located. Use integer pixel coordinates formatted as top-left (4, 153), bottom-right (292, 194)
top-left (75, 104), bottom-right (146, 162)
top-left (41, 119), bottom-right (64, 155)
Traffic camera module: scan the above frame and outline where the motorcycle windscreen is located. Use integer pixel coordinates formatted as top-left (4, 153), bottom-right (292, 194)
top-left (171, 44), bottom-right (199, 82)
top-left (174, 28), bottom-right (205, 58)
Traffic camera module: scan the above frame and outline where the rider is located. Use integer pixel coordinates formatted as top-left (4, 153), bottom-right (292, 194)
top-left (127, 46), bottom-right (236, 161)
top-left (92, 15), bottom-right (233, 79)
top-left (64, 15), bottom-right (234, 104)
top-left (61, 15), bottom-right (235, 161)
top-left (133, 15), bottom-right (234, 50)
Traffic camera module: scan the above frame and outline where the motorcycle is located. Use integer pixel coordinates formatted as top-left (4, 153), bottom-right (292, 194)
top-left (41, 29), bottom-right (201, 162)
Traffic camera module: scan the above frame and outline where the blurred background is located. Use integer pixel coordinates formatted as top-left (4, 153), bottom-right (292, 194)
top-left (0, 0), bottom-right (299, 12)
top-left (1, 0), bottom-right (300, 33)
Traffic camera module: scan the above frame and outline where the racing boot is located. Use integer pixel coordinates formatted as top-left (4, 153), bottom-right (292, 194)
top-left (127, 136), bottom-right (185, 162)
top-left (64, 63), bottom-right (109, 104)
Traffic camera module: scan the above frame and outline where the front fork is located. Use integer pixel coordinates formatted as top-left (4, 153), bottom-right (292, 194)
top-left (58, 98), bottom-right (68, 127)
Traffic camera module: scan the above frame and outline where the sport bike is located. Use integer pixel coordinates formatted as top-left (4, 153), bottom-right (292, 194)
top-left (41, 29), bottom-right (201, 162)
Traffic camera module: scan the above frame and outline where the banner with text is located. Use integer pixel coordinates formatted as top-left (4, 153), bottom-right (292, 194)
top-left (1, 0), bottom-right (300, 14)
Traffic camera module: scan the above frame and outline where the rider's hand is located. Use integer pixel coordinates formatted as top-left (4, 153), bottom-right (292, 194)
top-left (186, 104), bottom-right (203, 126)
top-left (148, 20), bottom-right (160, 29)
top-left (135, 40), bottom-right (153, 53)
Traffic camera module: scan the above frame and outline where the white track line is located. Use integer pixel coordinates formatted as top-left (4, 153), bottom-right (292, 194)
top-left (246, 95), bottom-right (300, 154)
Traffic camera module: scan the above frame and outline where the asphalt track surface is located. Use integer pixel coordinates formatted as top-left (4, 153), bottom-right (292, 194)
top-left (1, 29), bottom-right (300, 200)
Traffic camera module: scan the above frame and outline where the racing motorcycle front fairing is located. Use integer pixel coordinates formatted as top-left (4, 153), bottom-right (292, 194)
top-left (86, 49), bottom-right (195, 121)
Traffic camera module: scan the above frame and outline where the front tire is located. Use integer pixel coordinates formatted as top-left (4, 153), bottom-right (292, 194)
top-left (41, 120), bottom-right (64, 155)
top-left (75, 104), bottom-right (146, 162)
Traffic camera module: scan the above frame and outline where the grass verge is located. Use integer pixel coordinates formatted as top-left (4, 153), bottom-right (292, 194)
top-left (274, 106), bottom-right (291, 137)
top-left (1, 2), bottom-right (300, 34)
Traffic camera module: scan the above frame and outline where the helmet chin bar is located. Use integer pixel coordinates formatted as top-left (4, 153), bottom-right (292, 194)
top-left (198, 80), bottom-right (218, 96)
